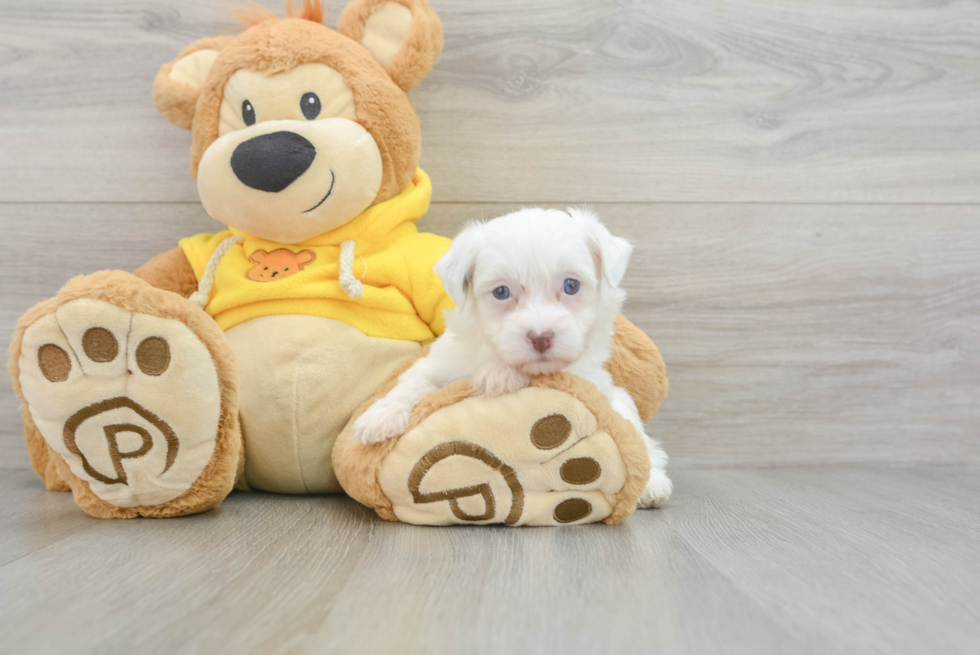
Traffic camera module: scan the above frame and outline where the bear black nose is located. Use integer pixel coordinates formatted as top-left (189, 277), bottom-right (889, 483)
top-left (231, 131), bottom-right (316, 193)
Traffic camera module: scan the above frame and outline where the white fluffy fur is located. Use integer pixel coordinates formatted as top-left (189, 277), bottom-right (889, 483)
top-left (351, 207), bottom-right (672, 508)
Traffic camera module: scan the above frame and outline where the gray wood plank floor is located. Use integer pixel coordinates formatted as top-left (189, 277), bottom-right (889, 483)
top-left (1, 467), bottom-right (977, 655)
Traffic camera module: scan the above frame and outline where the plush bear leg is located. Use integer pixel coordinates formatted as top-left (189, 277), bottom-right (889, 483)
top-left (334, 370), bottom-right (652, 526)
top-left (9, 271), bottom-right (242, 519)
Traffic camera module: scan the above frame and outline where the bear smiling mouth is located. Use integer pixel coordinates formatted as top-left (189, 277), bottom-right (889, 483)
top-left (303, 170), bottom-right (336, 213)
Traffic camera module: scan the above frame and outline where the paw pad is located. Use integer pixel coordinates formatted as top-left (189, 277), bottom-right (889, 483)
top-left (530, 414), bottom-right (572, 450)
top-left (560, 457), bottom-right (601, 485)
top-left (554, 497), bottom-right (593, 523)
top-left (136, 337), bottom-right (171, 376)
top-left (82, 327), bottom-right (119, 362)
top-left (38, 344), bottom-right (71, 382)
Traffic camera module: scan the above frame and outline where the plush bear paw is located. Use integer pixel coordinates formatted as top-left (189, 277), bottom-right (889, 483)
top-left (16, 292), bottom-right (234, 515)
top-left (337, 375), bottom-right (653, 526)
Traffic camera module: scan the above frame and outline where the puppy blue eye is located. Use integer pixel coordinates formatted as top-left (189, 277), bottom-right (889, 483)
top-left (492, 286), bottom-right (511, 300)
top-left (563, 279), bottom-right (580, 295)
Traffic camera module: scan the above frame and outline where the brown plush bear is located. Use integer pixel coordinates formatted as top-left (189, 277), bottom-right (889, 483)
top-left (8, 0), bottom-right (667, 525)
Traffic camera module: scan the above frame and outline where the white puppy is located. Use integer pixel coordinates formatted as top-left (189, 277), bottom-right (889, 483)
top-left (351, 207), bottom-right (672, 508)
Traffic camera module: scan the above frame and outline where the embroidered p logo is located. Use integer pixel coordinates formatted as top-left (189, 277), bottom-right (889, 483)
top-left (407, 441), bottom-right (525, 525)
top-left (63, 397), bottom-right (179, 486)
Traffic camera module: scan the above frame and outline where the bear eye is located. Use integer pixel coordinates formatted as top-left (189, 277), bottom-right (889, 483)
top-left (492, 286), bottom-right (511, 300)
top-left (242, 100), bottom-right (256, 126)
top-left (301, 92), bottom-right (321, 120)
top-left (563, 279), bottom-right (580, 295)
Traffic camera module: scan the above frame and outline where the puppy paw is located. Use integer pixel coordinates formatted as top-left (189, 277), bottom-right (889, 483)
top-left (352, 398), bottom-right (414, 445)
top-left (637, 469), bottom-right (672, 509)
top-left (471, 364), bottom-right (529, 397)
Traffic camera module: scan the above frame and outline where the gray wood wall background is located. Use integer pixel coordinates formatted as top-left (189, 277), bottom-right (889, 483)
top-left (1, 0), bottom-right (977, 471)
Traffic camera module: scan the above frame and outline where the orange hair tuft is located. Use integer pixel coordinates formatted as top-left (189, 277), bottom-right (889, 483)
top-left (288, 0), bottom-right (325, 23)
top-left (230, 0), bottom-right (325, 27)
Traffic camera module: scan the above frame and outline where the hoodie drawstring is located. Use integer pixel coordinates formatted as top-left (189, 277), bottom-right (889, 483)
top-left (338, 240), bottom-right (364, 299)
top-left (189, 235), bottom-right (244, 307)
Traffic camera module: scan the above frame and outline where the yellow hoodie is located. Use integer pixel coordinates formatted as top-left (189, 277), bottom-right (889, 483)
top-left (179, 169), bottom-right (453, 341)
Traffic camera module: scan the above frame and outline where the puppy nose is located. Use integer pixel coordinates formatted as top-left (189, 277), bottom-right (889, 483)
top-left (527, 330), bottom-right (555, 354)
top-left (231, 131), bottom-right (316, 192)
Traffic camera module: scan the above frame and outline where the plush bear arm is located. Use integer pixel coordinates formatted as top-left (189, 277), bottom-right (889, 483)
top-left (607, 315), bottom-right (669, 423)
top-left (134, 248), bottom-right (199, 299)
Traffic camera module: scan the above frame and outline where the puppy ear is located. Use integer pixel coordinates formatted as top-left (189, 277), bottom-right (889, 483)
top-left (153, 36), bottom-right (233, 130)
top-left (337, 0), bottom-right (443, 92)
top-left (435, 222), bottom-right (483, 307)
top-left (568, 208), bottom-right (633, 288)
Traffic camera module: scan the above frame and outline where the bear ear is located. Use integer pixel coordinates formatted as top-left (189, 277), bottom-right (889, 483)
top-left (296, 250), bottom-right (317, 266)
top-left (153, 36), bottom-right (234, 130)
top-left (337, 0), bottom-right (443, 92)
top-left (249, 250), bottom-right (269, 264)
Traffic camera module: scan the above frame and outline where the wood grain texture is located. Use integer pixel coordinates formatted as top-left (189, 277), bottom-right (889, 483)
top-left (3, 3), bottom-right (977, 652)
top-left (1, 467), bottom-right (977, 654)
top-left (2, 202), bottom-right (978, 470)
top-left (1, 0), bottom-right (979, 203)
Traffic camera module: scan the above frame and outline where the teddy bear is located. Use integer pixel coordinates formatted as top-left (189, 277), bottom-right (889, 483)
top-left (8, 0), bottom-right (668, 525)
